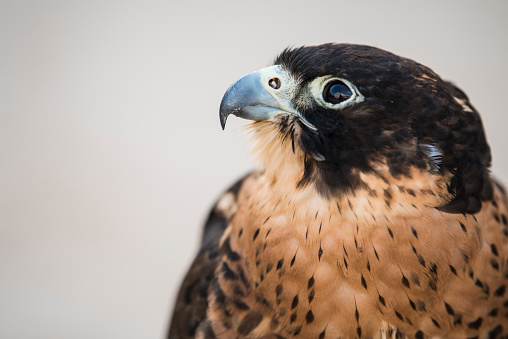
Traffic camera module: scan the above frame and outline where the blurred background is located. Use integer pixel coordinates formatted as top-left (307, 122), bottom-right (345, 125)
top-left (0, 1), bottom-right (507, 338)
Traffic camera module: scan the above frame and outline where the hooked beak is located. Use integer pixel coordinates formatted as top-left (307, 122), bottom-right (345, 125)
top-left (219, 65), bottom-right (317, 131)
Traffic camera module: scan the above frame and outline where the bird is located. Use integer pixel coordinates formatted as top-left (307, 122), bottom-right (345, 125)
top-left (168, 43), bottom-right (508, 339)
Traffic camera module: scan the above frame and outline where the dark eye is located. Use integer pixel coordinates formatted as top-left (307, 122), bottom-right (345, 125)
top-left (323, 80), bottom-right (353, 104)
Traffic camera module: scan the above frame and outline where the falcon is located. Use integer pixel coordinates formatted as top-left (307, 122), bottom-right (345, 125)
top-left (168, 44), bottom-right (508, 338)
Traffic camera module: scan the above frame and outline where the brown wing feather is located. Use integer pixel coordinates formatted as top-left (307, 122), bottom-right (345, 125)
top-left (167, 175), bottom-right (248, 339)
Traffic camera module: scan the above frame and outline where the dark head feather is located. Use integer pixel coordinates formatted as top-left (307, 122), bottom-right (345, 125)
top-left (273, 44), bottom-right (492, 213)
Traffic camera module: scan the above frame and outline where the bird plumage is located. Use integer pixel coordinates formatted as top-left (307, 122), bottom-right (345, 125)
top-left (168, 44), bottom-right (508, 338)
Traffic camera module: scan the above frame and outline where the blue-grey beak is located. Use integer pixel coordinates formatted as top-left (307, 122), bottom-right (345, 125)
top-left (219, 70), bottom-right (281, 130)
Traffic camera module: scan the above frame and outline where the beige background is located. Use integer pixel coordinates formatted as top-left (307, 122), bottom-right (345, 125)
top-left (1, 1), bottom-right (507, 338)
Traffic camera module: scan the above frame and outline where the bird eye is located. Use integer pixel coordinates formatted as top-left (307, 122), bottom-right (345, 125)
top-left (323, 80), bottom-right (353, 104)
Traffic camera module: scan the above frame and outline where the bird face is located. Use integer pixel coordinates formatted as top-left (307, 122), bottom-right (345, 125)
top-left (220, 44), bottom-right (492, 213)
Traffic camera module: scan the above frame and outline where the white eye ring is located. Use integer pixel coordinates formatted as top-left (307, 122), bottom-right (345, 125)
top-left (310, 76), bottom-right (364, 109)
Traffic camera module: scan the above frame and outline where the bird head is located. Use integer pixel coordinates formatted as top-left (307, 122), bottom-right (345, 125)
top-left (219, 44), bottom-right (492, 214)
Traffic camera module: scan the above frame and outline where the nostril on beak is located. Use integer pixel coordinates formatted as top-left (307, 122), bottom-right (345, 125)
top-left (268, 77), bottom-right (281, 89)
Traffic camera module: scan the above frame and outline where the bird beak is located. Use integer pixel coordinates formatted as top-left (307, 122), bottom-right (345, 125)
top-left (219, 66), bottom-right (317, 131)
top-left (219, 68), bottom-right (281, 130)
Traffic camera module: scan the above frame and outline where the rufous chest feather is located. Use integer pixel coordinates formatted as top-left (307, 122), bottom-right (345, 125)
top-left (210, 172), bottom-right (508, 339)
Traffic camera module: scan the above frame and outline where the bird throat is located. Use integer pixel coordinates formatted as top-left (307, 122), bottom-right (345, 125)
top-left (246, 120), bottom-right (453, 216)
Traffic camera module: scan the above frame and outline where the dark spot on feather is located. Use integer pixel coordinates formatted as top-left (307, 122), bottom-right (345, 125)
top-left (265, 228), bottom-right (272, 238)
top-left (417, 255), bottom-right (426, 267)
top-left (387, 226), bottom-right (394, 239)
top-left (378, 294), bottom-right (386, 306)
top-left (410, 225), bottom-right (418, 239)
top-left (318, 245), bottom-right (323, 260)
top-left (290, 312), bottom-right (297, 323)
top-left (277, 258), bottom-right (284, 270)
top-left (402, 274), bottom-right (410, 288)
top-left (384, 188), bottom-right (392, 200)
top-left (409, 298), bottom-right (416, 310)
top-left (211, 277), bottom-right (226, 305)
top-left (491, 243), bottom-right (499, 256)
top-left (415, 331), bottom-right (424, 339)
top-left (460, 222), bottom-right (467, 233)
top-left (444, 302), bottom-right (455, 315)
top-left (276, 283), bottom-right (283, 297)
top-left (367, 260), bottom-right (371, 272)
top-left (488, 308), bottom-right (498, 317)
top-left (488, 325), bottom-right (503, 339)
top-left (308, 289), bottom-right (315, 303)
top-left (266, 263), bottom-right (274, 274)
top-left (290, 253), bottom-right (296, 267)
top-left (221, 262), bottom-right (238, 281)
top-left (291, 326), bottom-right (301, 336)
top-left (305, 310), bottom-right (314, 323)
top-left (222, 237), bottom-right (240, 262)
top-left (319, 330), bottom-right (326, 339)
top-left (236, 267), bottom-right (250, 289)
top-left (494, 285), bottom-right (506, 297)
top-left (395, 310), bottom-right (403, 320)
top-left (431, 318), bottom-right (440, 328)
top-left (373, 246), bottom-right (379, 260)
top-left (454, 314), bottom-right (462, 326)
top-left (475, 279), bottom-right (490, 295)
top-left (291, 295), bottom-right (298, 309)
top-left (460, 249), bottom-right (470, 263)
top-left (258, 296), bottom-right (271, 308)
top-left (428, 278), bottom-right (437, 291)
top-left (344, 257), bottom-right (348, 269)
top-left (233, 299), bottom-right (250, 311)
top-left (449, 265), bottom-right (457, 275)
top-left (357, 327), bottom-right (362, 338)
top-left (308, 276), bottom-right (314, 289)
top-left (429, 262), bottom-right (437, 274)
top-left (253, 228), bottom-right (260, 241)
top-left (233, 285), bottom-right (245, 298)
top-left (238, 311), bottom-right (263, 335)
top-left (467, 317), bottom-right (483, 330)
top-left (491, 259), bottom-right (500, 271)
top-left (361, 275), bottom-right (367, 289)
top-left (355, 307), bottom-right (359, 321)
top-left (502, 214), bottom-right (507, 226)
